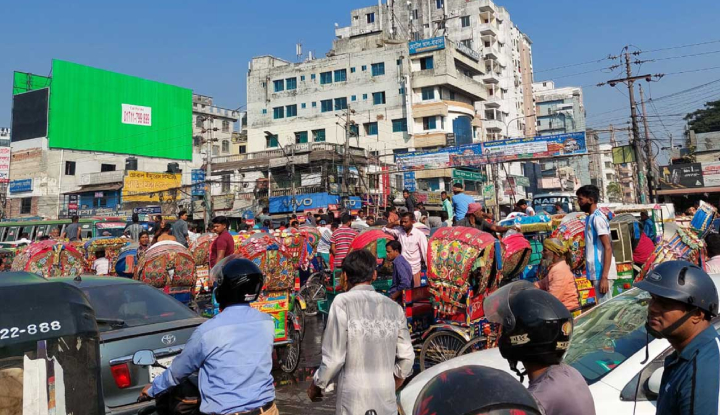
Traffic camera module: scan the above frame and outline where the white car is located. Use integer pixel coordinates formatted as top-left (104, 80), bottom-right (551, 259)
top-left (399, 275), bottom-right (720, 415)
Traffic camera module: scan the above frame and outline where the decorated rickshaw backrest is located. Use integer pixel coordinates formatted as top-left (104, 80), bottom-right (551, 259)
top-left (237, 233), bottom-right (294, 291)
top-left (190, 233), bottom-right (216, 266)
top-left (133, 241), bottom-right (196, 289)
top-left (500, 233), bottom-right (531, 279)
top-left (11, 240), bottom-right (86, 278)
top-left (427, 227), bottom-right (499, 317)
top-left (349, 229), bottom-right (393, 266)
top-left (636, 223), bottom-right (706, 282)
top-left (299, 225), bottom-right (320, 257)
top-left (550, 212), bottom-right (587, 271)
top-left (273, 229), bottom-right (308, 268)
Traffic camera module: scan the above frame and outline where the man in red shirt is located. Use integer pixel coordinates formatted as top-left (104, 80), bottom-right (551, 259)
top-left (330, 214), bottom-right (358, 270)
top-left (210, 216), bottom-right (235, 268)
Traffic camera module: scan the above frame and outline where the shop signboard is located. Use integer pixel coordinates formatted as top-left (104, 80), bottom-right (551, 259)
top-left (483, 184), bottom-right (496, 206)
top-left (133, 206), bottom-right (162, 215)
top-left (269, 192), bottom-right (362, 213)
top-left (701, 161), bottom-right (720, 187)
top-left (512, 176), bottom-right (531, 187)
top-left (452, 169), bottom-right (486, 182)
top-left (403, 171), bottom-right (416, 192)
top-left (9, 179), bottom-right (32, 193)
top-left (659, 163), bottom-right (704, 190)
top-left (396, 132), bottom-right (586, 170)
top-left (191, 169), bottom-right (205, 196)
top-left (0, 147), bottom-right (10, 183)
top-left (409, 37), bottom-right (445, 55)
top-left (68, 194), bottom-right (79, 217)
top-left (122, 171), bottom-right (181, 202)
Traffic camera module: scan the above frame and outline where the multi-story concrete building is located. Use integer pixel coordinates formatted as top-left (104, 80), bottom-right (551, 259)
top-left (192, 94), bottom-right (243, 156)
top-left (532, 80), bottom-right (589, 193)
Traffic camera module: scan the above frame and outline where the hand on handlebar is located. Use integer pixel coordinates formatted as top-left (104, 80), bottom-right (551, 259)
top-left (137, 384), bottom-right (152, 402)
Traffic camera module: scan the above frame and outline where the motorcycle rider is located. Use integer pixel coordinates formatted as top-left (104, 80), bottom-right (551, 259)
top-left (634, 260), bottom-right (720, 415)
top-left (411, 365), bottom-right (542, 415)
top-left (140, 256), bottom-right (278, 414)
top-left (483, 281), bottom-right (595, 415)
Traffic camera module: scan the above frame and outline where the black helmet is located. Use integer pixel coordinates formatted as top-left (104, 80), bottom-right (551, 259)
top-left (483, 281), bottom-right (573, 373)
top-left (211, 255), bottom-right (264, 308)
top-left (412, 365), bottom-right (542, 415)
top-left (635, 260), bottom-right (718, 318)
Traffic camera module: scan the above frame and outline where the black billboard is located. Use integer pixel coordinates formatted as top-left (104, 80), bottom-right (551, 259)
top-left (659, 163), bottom-right (704, 190)
top-left (11, 88), bottom-right (48, 142)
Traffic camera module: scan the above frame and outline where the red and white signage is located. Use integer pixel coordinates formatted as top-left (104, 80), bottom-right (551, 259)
top-left (0, 147), bottom-right (10, 183)
top-left (121, 104), bottom-right (152, 126)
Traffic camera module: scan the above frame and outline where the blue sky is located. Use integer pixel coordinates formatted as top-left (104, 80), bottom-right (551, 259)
top-left (3, 0), bottom-right (720, 151)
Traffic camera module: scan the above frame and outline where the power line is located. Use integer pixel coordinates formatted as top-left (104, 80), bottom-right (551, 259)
top-left (641, 39), bottom-right (720, 53)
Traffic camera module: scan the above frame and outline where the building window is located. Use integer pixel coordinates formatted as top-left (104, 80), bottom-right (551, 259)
top-left (262, 108), bottom-right (267, 114)
top-left (266, 134), bottom-right (279, 148)
top-left (412, 9), bottom-right (419, 19)
top-left (301, 103), bottom-right (306, 109)
top-left (366, 12), bottom-right (375, 23)
top-left (65, 161), bottom-right (76, 176)
top-left (311, 73), bottom-right (316, 80)
top-left (361, 65), bottom-right (367, 71)
top-left (392, 118), bottom-right (408, 132)
top-left (312, 129), bottom-right (326, 142)
top-left (365, 122), bottom-right (378, 136)
top-left (334, 97), bottom-right (348, 111)
top-left (212, 145), bottom-right (219, 156)
top-left (273, 79), bottom-right (284, 92)
top-left (436, 0), bottom-right (444, 8)
top-left (222, 140), bottom-right (230, 153)
top-left (351, 95), bottom-right (357, 101)
top-left (397, 59), bottom-right (402, 66)
top-left (221, 174), bottom-right (231, 193)
top-left (334, 69), bottom-right (347, 82)
top-left (372, 91), bottom-right (386, 105)
top-left (222, 120), bottom-right (230, 132)
top-left (399, 87), bottom-right (405, 95)
top-left (273, 106), bottom-right (284, 119)
top-left (421, 87), bottom-right (435, 100)
top-left (461, 16), bottom-right (470, 27)
top-left (350, 124), bottom-right (359, 137)
top-left (461, 39), bottom-right (472, 48)
top-left (423, 116), bottom-right (437, 130)
top-left (320, 99), bottom-right (333, 113)
top-left (300, 75), bottom-right (305, 81)
top-left (195, 116), bottom-right (203, 127)
top-left (320, 71), bottom-right (332, 84)
top-left (449, 90), bottom-right (455, 100)
top-left (239, 145), bottom-right (247, 154)
top-left (286, 104), bottom-right (297, 117)
top-left (295, 131), bottom-right (308, 144)
top-left (420, 56), bottom-right (434, 70)
top-left (286, 77), bottom-right (297, 90)
top-left (350, 67), bottom-right (356, 73)
top-left (312, 102), bottom-right (317, 108)
top-left (362, 93), bottom-right (368, 100)
top-left (101, 164), bottom-right (116, 172)
top-left (371, 62), bottom-right (385, 76)
top-left (20, 198), bottom-right (32, 215)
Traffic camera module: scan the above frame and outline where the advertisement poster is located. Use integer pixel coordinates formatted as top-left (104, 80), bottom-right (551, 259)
top-left (0, 147), bottom-right (10, 183)
top-left (702, 161), bottom-right (720, 187)
top-left (122, 171), bottom-right (181, 202)
top-left (659, 163), bottom-right (704, 189)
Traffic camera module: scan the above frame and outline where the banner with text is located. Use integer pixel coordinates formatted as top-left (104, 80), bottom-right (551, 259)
top-left (659, 163), bottom-right (704, 190)
top-left (122, 171), bottom-right (181, 202)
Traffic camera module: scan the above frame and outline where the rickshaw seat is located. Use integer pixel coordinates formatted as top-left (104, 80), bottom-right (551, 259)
top-left (403, 286), bottom-right (431, 304)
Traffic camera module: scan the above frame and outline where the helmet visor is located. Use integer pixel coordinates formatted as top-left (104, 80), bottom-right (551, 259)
top-left (209, 253), bottom-right (241, 287)
top-left (483, 280), bottom-right (535, 330)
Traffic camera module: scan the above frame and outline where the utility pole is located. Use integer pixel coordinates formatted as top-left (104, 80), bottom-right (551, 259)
top-left (291, 143), bottom-right (297, 215)
top-left (638, 84), bottom-right (656, 203)
top-left (343, 110), bottom-right (351, 198)
top-left (204, 116), bottom-right (214, 229)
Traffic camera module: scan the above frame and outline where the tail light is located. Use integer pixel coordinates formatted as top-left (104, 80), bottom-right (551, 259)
top-left (110, 363), bottom-right (131, 389)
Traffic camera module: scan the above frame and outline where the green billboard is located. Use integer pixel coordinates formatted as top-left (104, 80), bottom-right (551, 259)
top-left (48, 60), bottom-right (192, 160)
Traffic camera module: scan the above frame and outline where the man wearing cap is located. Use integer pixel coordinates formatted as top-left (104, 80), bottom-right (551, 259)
top-left (455, 203), bottom-right (516, 235)
top-left (451, 183), bottom-right (475, 223)
top-left (635, 261), bottom-right (720, 415)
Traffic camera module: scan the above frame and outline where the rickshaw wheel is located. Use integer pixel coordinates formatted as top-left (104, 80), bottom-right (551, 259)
top-left (299, 273), bottom-right (326, 317)
top-left (456, 336), bottom-right (488, 356)
top-left (293, 300), bottom-right (306, 340)
top-left (419, 331), bottom-right (467, 372)
top-left (279, 327), bottom-right (301, 373)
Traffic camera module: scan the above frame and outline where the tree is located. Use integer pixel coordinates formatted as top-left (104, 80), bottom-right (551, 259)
top-left (684, 99), bottom-right (720, 133)
top-left (606, 182), bottom-right (623, 203)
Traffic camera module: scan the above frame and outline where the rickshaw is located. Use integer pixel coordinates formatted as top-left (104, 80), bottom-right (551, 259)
top-left (82, 237), bottom-right (128, 275)
top-left (189, 233), bottom-right (217, 294)
top-left (0, 247), bottom-right (18, 270)
top-left (0, 272), bottom-right (104, 414)
top-left (11, 240), bottom-right (86, 278)
top-left (609, 213), bottom-right (644, 294)
top-left (549, 212), bottom-right (597, 308)
top-left (133, 241), bottom-right (197, 305)
top-left (636, 220), bottom-right (710, 282)
top-left (113, 243), bottom-right (140, 277)
top-left (236, 233), bottom-right (302, 373)
top-left (418, 226), bottom-right (504, 371)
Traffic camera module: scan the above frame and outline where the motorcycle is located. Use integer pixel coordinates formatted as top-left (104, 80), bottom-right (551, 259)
top-left (134, 350), bottom-right (201, 415)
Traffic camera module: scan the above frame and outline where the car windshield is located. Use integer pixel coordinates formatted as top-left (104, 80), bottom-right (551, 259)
top-left (535, 203), bottom-right (570, 215)
top-left (565, 288), bottom-right (651, 385)
top-left (82, 283), bottom-right (197, 332)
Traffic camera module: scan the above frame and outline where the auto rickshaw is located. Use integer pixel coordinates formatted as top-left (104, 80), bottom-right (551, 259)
top-left (0, 272), bottom-right (104, 414)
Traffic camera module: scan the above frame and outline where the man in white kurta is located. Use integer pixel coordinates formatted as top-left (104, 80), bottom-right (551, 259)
top-left (308, 249), bottom-right (415, 415)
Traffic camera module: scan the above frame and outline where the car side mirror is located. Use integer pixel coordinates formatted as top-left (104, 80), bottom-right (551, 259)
top-left (133, 350), bottom-right (157, 367)
top-left (645, 367), bottom-right (664, 397)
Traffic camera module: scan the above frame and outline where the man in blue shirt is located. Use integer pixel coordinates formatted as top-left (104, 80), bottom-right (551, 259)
top-left (635, 261), bottom-right (720, 415)
top-left (141, 257), bottom-right (277, 415)
top-left (386, 240), bottom-right (413, 302)
top-left (577, 185), bottom-right (615, 303)
top-left (451, 182), bottom-right (475, 223)
top-left (640, 210), bottom-right (657, 241)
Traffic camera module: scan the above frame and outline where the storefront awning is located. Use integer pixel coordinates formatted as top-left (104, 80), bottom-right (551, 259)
top-left (656, 186), bottom-right (720, 196)
top-left (63, 182), bottom-right (123, 195)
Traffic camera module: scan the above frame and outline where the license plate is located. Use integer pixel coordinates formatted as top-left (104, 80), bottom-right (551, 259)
top-left (149, 356), bottom-right (175, 382)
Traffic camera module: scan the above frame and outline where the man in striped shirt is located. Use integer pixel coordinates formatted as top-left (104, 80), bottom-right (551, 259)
top-left (330, 214), bottom-right (358, 269)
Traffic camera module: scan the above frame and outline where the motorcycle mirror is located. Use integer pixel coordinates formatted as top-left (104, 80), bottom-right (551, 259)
top-left (133, 350), bottom-right (157, 367)
top-left (646, 367), bottom-right (664, 396)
